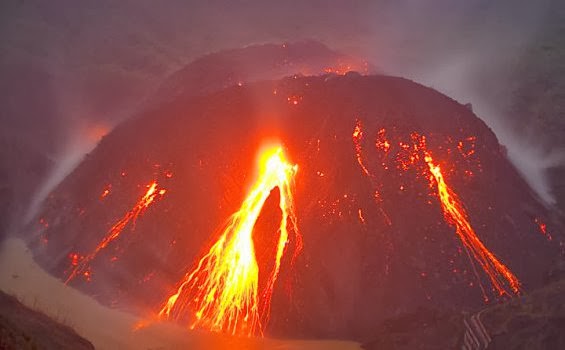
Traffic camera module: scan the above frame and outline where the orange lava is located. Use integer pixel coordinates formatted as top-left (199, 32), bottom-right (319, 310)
top-left (357, 208), bottom-right (366, 224)
top-left (158, 146), bottom-right (300, 337)
top-left (424, 152), bottom-right (521, 297)
top-left (100, 184), bottom-right (111, 199)
top-left (364, 123), bottom-right (521, 299)
top-left (323, 60), bottom-right (369, 75)
top-left (66, 181), bottom-right (166, 283)
top-left (324, 65), bottom-right (353, 75)
top-left (353, 119), bottom-right (371, 176)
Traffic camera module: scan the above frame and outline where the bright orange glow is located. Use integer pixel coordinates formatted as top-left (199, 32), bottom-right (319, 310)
top-left (100, 184), bottom-right (111, 199)
top-left (158, 146), bottom-right (300, 337)
top-left (287, 95), bottom-right (302, 105)
top-left (366, 123), bottom-right (521, 299)
top-left (69, 253), bottom-right (80, 267)
top-left (357, 208), bottom-right (366, 224)
top-left (376, 128), bottom-right (391, 154)
top-left (323, 65), bottom-right (353, 75)
top-left (323, 60), bottom-right (369, 75)
top-left (424, 153), bottom-right (521, 296)
top-left (66, 181), bottom-right (166, 283)
top-left (353, 119), bottom-right (371, 176)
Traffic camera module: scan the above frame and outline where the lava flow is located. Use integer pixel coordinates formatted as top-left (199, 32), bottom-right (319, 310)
top-left (65, 181), bottom-right (166, 283)
top-left (353, 122), bottom-right (521, 299)
top-left (424, 152), bottom-right (521, 297)
top-left (158, 145), bottom-right (300, 337)
top-left (352, 119), bottom-right (371, 177)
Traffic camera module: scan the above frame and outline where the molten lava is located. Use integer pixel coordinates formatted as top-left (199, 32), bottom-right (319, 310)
top-left (353, 121), bottom-right (521, 299)
top-left (158, 146), bottom-right (300, 337)
top-left (424, 152), bottom-right (521, 297)
top-left (66, 181), bottom-right (166, 283)
top-left (352, 119), bottom-right (371, 177)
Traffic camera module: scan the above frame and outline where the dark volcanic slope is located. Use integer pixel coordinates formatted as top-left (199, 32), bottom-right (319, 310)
top-left (0, 291), bottom-right (94, 350)
top-left (361, 275), bottom-right (565, 349)
top-left (29, 73), bottom-right (563, 340)
top-left (147, 40), bottom-right (372, 107)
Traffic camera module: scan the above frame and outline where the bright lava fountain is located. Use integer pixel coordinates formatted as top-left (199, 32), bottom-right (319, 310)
top-left (159, 145), bottom-right (301, 337)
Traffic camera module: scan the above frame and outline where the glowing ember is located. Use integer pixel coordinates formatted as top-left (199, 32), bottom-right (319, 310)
top-left (158, 146), bottom-right (300, 337)
top-left (323, 65), bottom-right (353, 75)
top-left (100, 184), bottom-right (111, 199)
top-left (357, 208), bottom-right (366, 224)
top-left (534, 217), bottom-right (552, 240)
top-left (352, 119), bottom-right (371, 177)
top-left (65, 181), bottom-right (166, 283)
top-left (69, 253), bottom-right (81, 267)
top-left (375, 128), bottom-right (391, 154)
top-left (287, 95), bottom-right (302, 105)
top-left (323, 60), bottom-right (369, 75)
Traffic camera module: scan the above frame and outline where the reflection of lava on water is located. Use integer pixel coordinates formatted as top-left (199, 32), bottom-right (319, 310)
top-left (28, 61), bottom-right (562, 339)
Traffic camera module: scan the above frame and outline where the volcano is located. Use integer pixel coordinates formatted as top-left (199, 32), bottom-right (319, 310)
top-left (26, 59), bottom-right (563, 340)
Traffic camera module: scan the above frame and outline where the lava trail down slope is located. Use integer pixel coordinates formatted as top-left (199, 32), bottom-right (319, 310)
top-left (28, 73), bottom-right (562, 340)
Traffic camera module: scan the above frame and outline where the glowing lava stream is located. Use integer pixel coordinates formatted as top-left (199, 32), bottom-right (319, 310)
top-left (66, 181), bottom-right (166, 283)
top-left (159, 146), bottom-right (300, 337)
top-left (353, 119), bottom-right (371, 177)
top-left (424, 153), bottom-right (521, 297)
top-left (352, 121), bottom-right (520, 298)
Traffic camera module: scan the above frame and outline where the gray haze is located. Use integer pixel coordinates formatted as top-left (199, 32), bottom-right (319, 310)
top-left (0, 0), bottom-right (563, 229)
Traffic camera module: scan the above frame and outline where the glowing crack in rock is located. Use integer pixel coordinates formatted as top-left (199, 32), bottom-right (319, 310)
top-left (158, 146), bottom-right (301, 337)
top-left (66, 181), bottom-right (166, 283)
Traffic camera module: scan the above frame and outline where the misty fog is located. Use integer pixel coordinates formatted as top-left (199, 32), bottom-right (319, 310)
top-left (1, 0), bottom-right (562, 232)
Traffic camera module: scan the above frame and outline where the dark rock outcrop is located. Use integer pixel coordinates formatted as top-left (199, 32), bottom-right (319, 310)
top-left (0, 291), bottom-right (94, 350)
